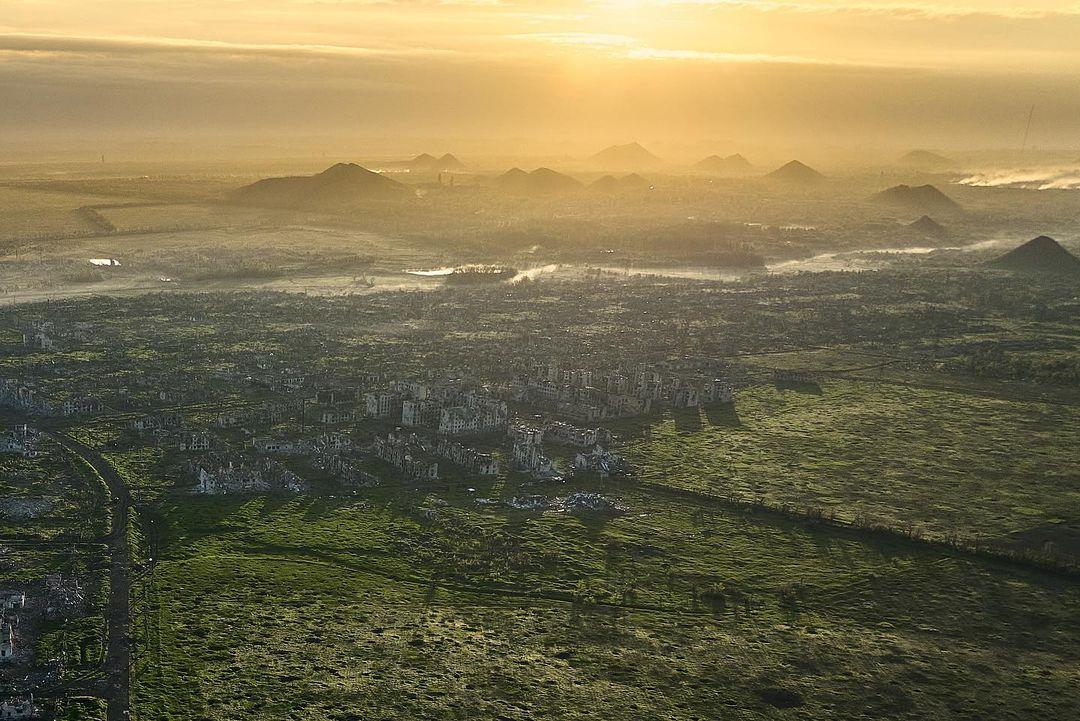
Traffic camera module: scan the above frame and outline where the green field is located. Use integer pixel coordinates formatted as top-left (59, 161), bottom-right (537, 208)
top-left (0, 435), bottom-right (109, 544)
top-left (130, 474), bottom-right (1080, 720)
top-left (622, 379), bottom-right (1080, 562)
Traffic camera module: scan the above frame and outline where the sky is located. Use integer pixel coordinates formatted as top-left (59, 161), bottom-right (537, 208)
top-left (3, 0), bottom-right (1080, 154)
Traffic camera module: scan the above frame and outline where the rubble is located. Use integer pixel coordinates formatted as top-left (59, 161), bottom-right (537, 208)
top-left (553, 492), bottom-right (625, 515)
top-left (0, 497), bottom-right (53, 521)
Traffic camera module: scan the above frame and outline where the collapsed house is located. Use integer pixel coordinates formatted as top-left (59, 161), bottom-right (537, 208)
top-left (0, 694), bottom-right (38, 720)
top-left (189, 457), bottom-right (307, 495)
top-left (371, 380), bottom-right (509, 436)
top-left (44, 575), bottom-right (83, 620)
top-left (773, 369), bottom-right (816, 384)
top-left (511, 361), bottom-right (734, 420)
top-left (573, 446), bottom-right (632, 477)
top-left (0, 619), bottom-right (15, 663)
top-left (510, 428), bottom-right (559, 479)
top-left (0, 426), bottom-right (38, 458)
top-left (370, 432), bottom-right (439, 481)
top-left (434, 437), bottom-right (499, 475)
top-left (541, 421), bottom-right (604, 448)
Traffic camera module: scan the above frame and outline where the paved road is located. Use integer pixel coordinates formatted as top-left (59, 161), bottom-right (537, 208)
top-left (49, 431), bottom-right (132, 721)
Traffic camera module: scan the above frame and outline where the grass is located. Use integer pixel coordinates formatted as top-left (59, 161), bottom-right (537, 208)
top-left (36, 614), bottom-right (107, 669)
top-left (0, 437), bottom-right (109, 543)
top-left (622, 379), bottom-right (1080, 560)
top-left (131, 477), bottom-right (1080, 720)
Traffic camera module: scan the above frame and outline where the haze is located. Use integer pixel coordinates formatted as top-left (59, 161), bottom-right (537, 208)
top-left (5, 0), bottom-right (1080, 157)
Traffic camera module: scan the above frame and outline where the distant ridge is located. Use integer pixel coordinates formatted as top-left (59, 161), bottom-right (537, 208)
top-left (588, 142), bottom-right (662, 169)
top-left (871, 184), bottom-right (961, 214)
top-left (230, 163), bottom-right (412, 208)
top-left (989, 236), bottom-right (1080, 275)
top-left (406, 153), bottom-right (465, 171)
top-left (907, 215), bottom-right (949, 238)
top-left (694, 154), bottom-right (753, 175)
top-left (899, 150), bottom-right (952, 170)
top-left (764, 160), bottom-right (825, 185)
top-left (496, 167), bottom-right (583, 195)
top-left (590, 173), bottom-right (652, 193)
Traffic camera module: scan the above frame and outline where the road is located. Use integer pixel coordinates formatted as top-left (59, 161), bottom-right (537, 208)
top-left (48, 430), bottom-right (132, 721)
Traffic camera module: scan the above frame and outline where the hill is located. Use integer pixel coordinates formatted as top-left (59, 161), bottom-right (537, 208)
top-left (907, 215), bottom-right (949, 238)
top-left (437, 153), bottom-right (465, 170)
top-left (591, 173), bottom-right (652, 193)
top-left (588, 142), bottom-right (662, 169)
top-left (989, 236), bottom-right (1080, 275)
top-left (230, 163), bottom-right (412, 208)
top-left (764, 160), bottom-right (825, 185)
top-left (871, 184), bottom-right (962, 215)
top-left (899, 150), bottom-right (953, 170)
top-left (406, 153), bottom-right (465, 172)
top-left (496, 167), bottom-right (583, 195)
top-left (408, 153), bottom-right (437, 169)
top-left (694, 154), bottom-right (753, 175)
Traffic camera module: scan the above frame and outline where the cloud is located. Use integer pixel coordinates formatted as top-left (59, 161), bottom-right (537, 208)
top-left (509, 30), bottom-right (880, 66)
top-left (624, 47), bottom-right (851, 65)
top-left (618, 0), bottom-right (1080, 21)
top-left (507, 32), bottom-right (639, 47)
top-left (0, 32), bottom-right (457, 62)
